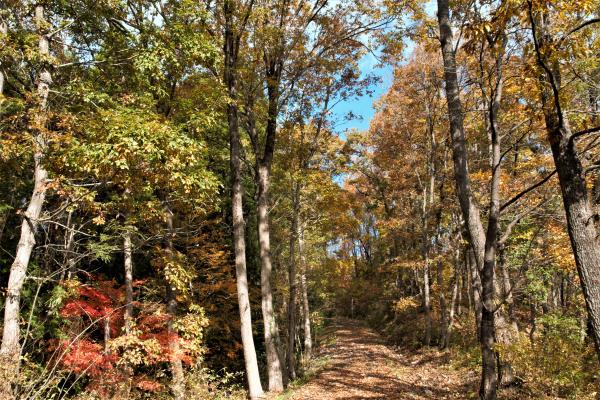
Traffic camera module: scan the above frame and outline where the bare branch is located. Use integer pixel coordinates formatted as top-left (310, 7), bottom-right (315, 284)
top-left (568, 125), bottom-right (600, 146)
top-left (559, 18), bottom-right (600, 43)
top-left (500, 169), bottom-right (556, 212)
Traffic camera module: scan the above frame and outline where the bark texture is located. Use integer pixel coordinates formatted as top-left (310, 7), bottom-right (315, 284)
top-left (258, 164), bottom-right (285, 391)
top-left (255, 44), bottom-right (285, 391)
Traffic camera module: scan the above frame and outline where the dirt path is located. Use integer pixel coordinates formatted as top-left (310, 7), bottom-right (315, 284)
top-left (286, 319), bottom-right (476, 400)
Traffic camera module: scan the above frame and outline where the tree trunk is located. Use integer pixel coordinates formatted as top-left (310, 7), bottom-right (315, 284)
top-left (436, 1), bottom-right (500, 396)
top-left (480, 156), bottom-right (500, 399)
top-left (165, 209), bottom-right (185, 400)
top-left (123, 229), bottom-right (134, 333)
top-left (0, 6), bottom-right (50, 397)
top-left (166, 284), bottom-right (185, 400)
top-left (287, 183), bottom-right (300, 380)
top-left (257, 163), bottom-right (285, 391)
top-left (530, 6), bottom-right (600, 361)
top-left (436, 0), bottom-right (486, 269)
top-left (255, 44), bottom-right (286, 390)
top-left (0, 12), bottom-right (6, 96)
top-left (438, 258), bottom-right (448, 348)
top-left (479, 32), bottom-right (508, 397)
top-left (421, 189), bottom-right (432, 346)
top-left (457, 269), bottom-right (463, 316)
top-left (223, 2), bottom-right (264, 397)
top-left (299, 223), bottom-right (312, 361)
top-left (104, 316), bottom-right (111, 353)
top-left (466, 251), bottom-right (473, 313)
top-left (443, 249), bottom-right (461, 348)
top-left (497, 245), bottom-right (519, 370)
top-left (468, 249), bottom-right (483, 339)
top-left (547, 121), bottom-right (600, 359)
top-left (423, 255), bottom-right (432, 346)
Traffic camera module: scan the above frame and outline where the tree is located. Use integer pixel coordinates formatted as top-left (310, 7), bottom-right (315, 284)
top-left (1, 5), bottom-right (51, 396)
top-left (526, 0), bottom-right (600, 361)
top-left (222, 1), bottom-right (265, 398)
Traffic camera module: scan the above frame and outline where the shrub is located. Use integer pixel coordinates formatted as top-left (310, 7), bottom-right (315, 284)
top-left (499, 313), bottom-right (598, 398)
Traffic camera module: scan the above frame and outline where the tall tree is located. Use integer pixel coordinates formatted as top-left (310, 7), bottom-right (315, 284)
top-left (223, 1), bottom-right (265, 398)
top-left (527, 0), bottom-right (600, 361)
top-left (0, 5), bottom-right (51, 396)
top-left (436, 0), bottom-right (497, 397)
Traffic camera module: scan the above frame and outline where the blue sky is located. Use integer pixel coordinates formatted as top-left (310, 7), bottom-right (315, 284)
top-left (331, 0), bottom-right (435, 135)
top-left (330, 52), bottom-right (395, 135)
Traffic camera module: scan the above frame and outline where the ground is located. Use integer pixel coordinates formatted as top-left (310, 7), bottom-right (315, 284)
top-left (279, 318), bottom-right (478, 400)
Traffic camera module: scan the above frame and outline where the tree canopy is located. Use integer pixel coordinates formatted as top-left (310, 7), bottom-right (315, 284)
top-left (0, 0), bottom-right (599, 399)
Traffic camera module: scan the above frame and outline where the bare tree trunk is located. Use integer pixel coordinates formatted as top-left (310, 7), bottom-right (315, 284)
top-left (480, 251), bottom-right (498, 400)
top-left (116, 228), bottom-right (135, 398)
top-left (436, 0), bottom-right (486, 268)
top-left (529, 5), bottom-right (600, 361)
top-left (480, 183), bottom-right (499, 400)
top-left (0, 6), bottom-right (50, 396)
top-left (287, 183), bottom-right (300, 380)
top-left (254, 42), bottom-right (286, 391)
top-left (223, 2), bottom-right (264, 397)
top-left (123, 230), bottom-right (134, 333)
top-left (436, 1), bottom-right (501, 396)
top-left (480, 31), bottom-right (509, 396)
top-left (257, 164), bottom-right (285, 391)
top-left (104, 316), bottom-right (111, 353)
top-left (547, 103), bottom-right (600, 360)
top-left (299, 224), bottom-right (312, 361)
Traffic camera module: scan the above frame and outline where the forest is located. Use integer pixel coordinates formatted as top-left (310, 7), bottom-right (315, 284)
top-left (0, 0), bottom-right (599, 399)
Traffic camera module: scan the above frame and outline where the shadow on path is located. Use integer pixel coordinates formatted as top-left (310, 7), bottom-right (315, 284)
top-left (288, 318), bottom-right (476, 400)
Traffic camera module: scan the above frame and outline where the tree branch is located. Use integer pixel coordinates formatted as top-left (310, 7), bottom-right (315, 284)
top-left (568, 125), bottom-right (600, 146)
top-left (500, 169), bottom-right (556, 212)
top-left (559, 18), bottom-right (600, 43)
top-left (499, 197), bottom-right (548, 245)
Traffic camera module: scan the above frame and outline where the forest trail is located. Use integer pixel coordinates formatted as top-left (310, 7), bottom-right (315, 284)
top-left (284, 319), bottom-right (476, 400)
